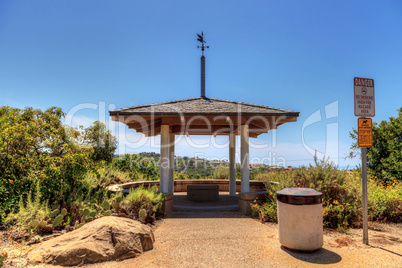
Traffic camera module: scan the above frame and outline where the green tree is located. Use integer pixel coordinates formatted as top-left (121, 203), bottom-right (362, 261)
top-left (84, 121), bottom-right (117, 162)
top-left (0, 106), bottom-right (117, 225)
top-left (0, 106), bottom-right (87, 222)
top-left (350, 107), bottom-right (402, 184)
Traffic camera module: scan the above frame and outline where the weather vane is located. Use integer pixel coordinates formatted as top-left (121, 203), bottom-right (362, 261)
top-left (197, 32), bottom-right (209, 56)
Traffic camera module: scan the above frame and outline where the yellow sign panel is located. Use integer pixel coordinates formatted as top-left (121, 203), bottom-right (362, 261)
top-left (358, 118), bottom-right (372, 147)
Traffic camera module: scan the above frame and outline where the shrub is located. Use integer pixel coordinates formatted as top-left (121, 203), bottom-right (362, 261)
top-left (84, 165), bottom-right (132, 187)
top-left (212, 167), bottom-right (229, 180)
top-left (253, 171), bottom-right (271, 181)
top-left (5, 183), bottom-right (49, 231)
top-left (123, 185), bottom-right (165, 223)
top-left (322, 199), bottom-right (360, 232)
top-left (176, 173), bottom-right (188, 180)
top-left (254, 157), bottom-right (361, 232)
top-left (0, 253), bottom-right (7, 267)
top-left (251, 192), bottom-right (277, 223)
top-left (252, 159), bottom-right (402, 232)
top-left (5, 179), bottom-right (118, 239)
top-left (112, 154), bottom-right (159, 181)
top-left (368, 179), bottom-right (402, 222)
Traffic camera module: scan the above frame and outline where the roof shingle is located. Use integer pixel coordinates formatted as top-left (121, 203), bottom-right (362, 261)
top-left (109, 97), bottom-right (299, 116)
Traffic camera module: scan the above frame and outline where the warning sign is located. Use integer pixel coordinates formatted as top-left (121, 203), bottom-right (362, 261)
top-left (358, 118), bottom-right (373, 147)
top-left (354, 77), bottom-right (375, 117)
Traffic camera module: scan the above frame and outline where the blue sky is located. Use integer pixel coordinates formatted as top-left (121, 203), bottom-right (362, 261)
top-left (1, 0), bottom-right (401, 168)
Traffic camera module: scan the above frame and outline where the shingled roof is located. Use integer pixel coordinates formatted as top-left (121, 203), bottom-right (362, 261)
top-left (109, 97), bottom-right (299, 137)
top-left (109, 97), bottom-right (299, 116)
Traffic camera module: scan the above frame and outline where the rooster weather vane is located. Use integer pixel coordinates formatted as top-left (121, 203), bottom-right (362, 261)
top-left (197, 32), bottom-right (209, 56)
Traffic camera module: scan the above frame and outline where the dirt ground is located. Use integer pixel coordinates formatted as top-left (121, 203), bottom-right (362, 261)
top-left (1, 212), bottom-right (401, 268)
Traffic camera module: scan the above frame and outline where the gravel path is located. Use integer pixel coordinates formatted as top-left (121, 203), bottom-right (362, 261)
top-left (3, 210), bottom-right (400, 267)
top-left (91, 210), bottom-right (401, 268)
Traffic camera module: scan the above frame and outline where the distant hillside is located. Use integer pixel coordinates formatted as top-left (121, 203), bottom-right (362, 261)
top-left (116, 153), bottom-right (276, 179)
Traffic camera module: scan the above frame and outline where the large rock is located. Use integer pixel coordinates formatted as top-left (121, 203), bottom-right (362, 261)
top-left (28, 216), bottom-right (154, 266)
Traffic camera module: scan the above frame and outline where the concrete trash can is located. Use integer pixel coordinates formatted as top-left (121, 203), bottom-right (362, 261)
top-left (277, 188), bottom-right (323, 251)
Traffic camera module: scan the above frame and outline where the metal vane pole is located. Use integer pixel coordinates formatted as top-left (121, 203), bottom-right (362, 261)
top-left (197, 32), bottom-right (209, 98)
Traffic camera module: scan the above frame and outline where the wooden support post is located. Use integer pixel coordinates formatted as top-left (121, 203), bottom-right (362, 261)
top-left (229, 133), bottom-right (236, 196)
top-left (240, 125), bottom-right (250, 193)
top-left (160, 125), bottom-right (170, 194)
top-left (169, 133), bottom-right (175, 194)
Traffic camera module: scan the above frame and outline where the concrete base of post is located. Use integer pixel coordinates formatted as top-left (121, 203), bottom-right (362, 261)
top-left (163, 193), bottom-right (174, 214)
top-left (239, 191), bottom-right (268, 216)
top-left (278, 201), bottom-right (323, 251)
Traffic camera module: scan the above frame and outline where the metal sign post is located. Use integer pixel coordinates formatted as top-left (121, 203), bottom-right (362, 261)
top-left (361, 147), bottom-right (368, 245)
top-left (358, 117), bottom-right (372, 245)
top-left (354, 77), bottom-right (374, 245)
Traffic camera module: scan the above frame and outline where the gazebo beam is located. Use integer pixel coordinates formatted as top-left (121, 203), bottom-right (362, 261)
top-left (116, 114), bottom-right (297, 138)
top-left (248, 123), bottom-right (272, 132)
top-left (127, 122), bottom-right (150, 129)
top-left (128, 118), bottom-right (161, 132)
top-left (247, 119), bottom-right (274, 130)
top-left (137, 130), bottom-right (260, 138)
top-left (170, 125), bottom-right (235, 134)
top-left (249, 133), bottom-right (258, 138)
top-left (161, 116), bottom-right (246, 126)
top-left (112, 115), bottom-right (152, 124)
top-left (143, 126), bottom-right (162, 137)
top-left (160, 116), bottom-right (293, 127)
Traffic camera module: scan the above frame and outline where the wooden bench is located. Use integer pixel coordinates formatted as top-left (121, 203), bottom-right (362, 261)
top-left (187, 184), bottom-right (219, 202)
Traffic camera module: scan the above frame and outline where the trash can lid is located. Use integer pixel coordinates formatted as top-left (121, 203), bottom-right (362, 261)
top-left (276, 188), bottom-right (322, 205)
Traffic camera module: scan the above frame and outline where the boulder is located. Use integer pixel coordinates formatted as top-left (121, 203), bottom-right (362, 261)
top-left (28, 216), bottom-right (154, 266)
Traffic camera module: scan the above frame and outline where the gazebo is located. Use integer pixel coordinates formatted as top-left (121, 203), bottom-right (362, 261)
top-left (109, 34), bottom-right (299, 211)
